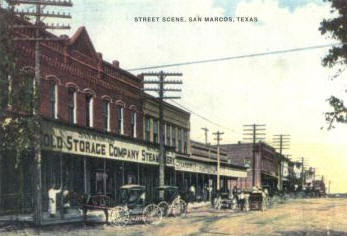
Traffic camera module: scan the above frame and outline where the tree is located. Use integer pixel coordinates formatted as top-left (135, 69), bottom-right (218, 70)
top-left (0, 2), bottom-right (36, 159)
top-left (319, 0), bottom-right (347, 129)
top-left (0, 2), bottom-right (37, 214)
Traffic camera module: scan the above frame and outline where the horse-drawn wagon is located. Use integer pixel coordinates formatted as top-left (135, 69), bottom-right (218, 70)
top-left (154, 185), bottom-right (187, 217)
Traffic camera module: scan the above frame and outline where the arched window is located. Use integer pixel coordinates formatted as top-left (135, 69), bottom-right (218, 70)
top-left (68, 87), bottom-right (77, 124)
top-left (131, 111), bottom-right (137, 138)
top-left (116, 105), bottom-right (124, 135)
top-left (103, 100), bottom-right (110, 131)
top-left (145, 117), bottom-right (151, 141)
top-left (50, 81), bottom-right (58, 119)
top-left (86, 94), bottom-right (94, 127)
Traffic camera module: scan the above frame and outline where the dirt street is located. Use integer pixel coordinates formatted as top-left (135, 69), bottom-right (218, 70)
top-left (2, 198), bottom-right (347, 236)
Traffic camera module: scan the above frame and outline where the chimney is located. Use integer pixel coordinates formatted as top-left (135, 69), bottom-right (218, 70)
top-left (97, 52), bottom-right (103, 61)
top-left (112, 60), bottom-right (119, 68)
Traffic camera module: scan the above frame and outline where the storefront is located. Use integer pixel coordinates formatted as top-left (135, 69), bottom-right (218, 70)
top-left (39, 120), bottom-right (176, 214)
top-left (175, 156), bottom-right (247, 201)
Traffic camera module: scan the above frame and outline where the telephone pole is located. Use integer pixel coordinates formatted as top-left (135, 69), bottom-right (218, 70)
top-left (301, 157), bottom-right (305, 188)
top-left (213, 131), bottom-right (224, 191)
top-left (243, 124), bottom-right (266, 187)
top-left (328, 180), bottom-right (331, 194)
top-left (9, 0), bottom-right (72, 225)
top-left (273, 134), bottom-right (290, 155)
top-left (141, 71), bottom-right (182, 188)
top-left (202, 127), bottom-right (209, 144)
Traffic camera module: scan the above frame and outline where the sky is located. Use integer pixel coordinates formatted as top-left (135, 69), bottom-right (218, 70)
top-left (45, 0), bottom-right (347, 193)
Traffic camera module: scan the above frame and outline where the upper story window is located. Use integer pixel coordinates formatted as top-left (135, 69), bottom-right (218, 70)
top-left (166, 124), bottom-right (171, 146)
top-left (116, 105), bottom-right (124, 135)
top-left (172, 126), bottom-right (176, 147)
top-left (145, 117), bottom-right (151, 141)
top-left (183, 130), bottom-right (188, 153)
top-left (178, 128), bottom-right (182, 152)
top-left (85, 94), bottom-right (94, 128)
top-left (103, 100), bottom-right (110, 132)
top-left (50, 81), bottom-right (58, 119)
top-left (131, 111), bottom-right (137, 138)
top-left (68, 87), bottom-right (77, 125)
top-left (153, 120), bottom-right (159, 144)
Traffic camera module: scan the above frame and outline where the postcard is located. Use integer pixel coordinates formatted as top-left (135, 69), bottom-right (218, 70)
top-left (0, 0), bottom-right (346, 235)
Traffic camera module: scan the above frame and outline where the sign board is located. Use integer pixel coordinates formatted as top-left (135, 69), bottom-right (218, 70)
top-left (282, 161), bottom-right (289, 179)
top-left (41, 121), bottom-right (175, 166)
top-left (41, 121), bottom-right (246, 178)
top-left (175, 159), bottom-right (247, 178)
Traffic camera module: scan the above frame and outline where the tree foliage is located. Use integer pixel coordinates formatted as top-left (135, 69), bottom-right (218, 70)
top-left (0, 3), bottom-right (37, 166)
top-left (320, 0), bottom-right (347, 129)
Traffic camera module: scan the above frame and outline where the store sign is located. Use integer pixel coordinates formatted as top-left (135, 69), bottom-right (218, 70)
top-left (282, 161), bottom-right (289, 179)
top-left (175, 159), bottom-right (247, 178)
top-left (175, 159), bottom-right (216, 175)
top-left (41, 121), bottom-right (175, 166)
top-left (220, 167), bottom-right (247, 178)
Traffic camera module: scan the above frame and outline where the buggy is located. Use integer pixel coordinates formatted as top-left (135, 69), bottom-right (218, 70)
top-left (154, 185), bottom-right (187, 217)
top-left (213, 192), bottom-right (237, 210)
top-left (109, 184), bottom-right (162, 226)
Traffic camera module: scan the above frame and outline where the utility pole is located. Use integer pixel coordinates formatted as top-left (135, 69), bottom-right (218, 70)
top-left (213, 131), bottom-right (224, 191)
top-left (202, 127), bottom-right (209, 145)
top-left (9, 0), bottom-right (72, 225)
top-left (202, 127), bottom-right (211, 159)
top-left (243, 124), bottom-right (266, 187)
top-left (328, 180), bottom-right (331, 194)
top-left (273, 134), bottom-right (290, 155)
top-left (301, 157), bottom-right (305, 189)
top-left (141, 71), bottom-right (182, 189)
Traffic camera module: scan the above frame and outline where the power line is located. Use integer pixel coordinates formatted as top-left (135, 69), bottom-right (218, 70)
top-left (170, 100), bottom-right (235, 132)
top-left (127, 43), bottom-right (344, 71)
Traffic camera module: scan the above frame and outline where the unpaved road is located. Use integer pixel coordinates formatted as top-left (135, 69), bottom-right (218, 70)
top-left (2, 198), bottom-right (347, 236)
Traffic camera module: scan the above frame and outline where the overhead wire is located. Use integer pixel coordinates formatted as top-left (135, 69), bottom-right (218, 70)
top-left (127, 43), bottom-right (346, 71)
top-left (170, 100), bottom-right (236, 132)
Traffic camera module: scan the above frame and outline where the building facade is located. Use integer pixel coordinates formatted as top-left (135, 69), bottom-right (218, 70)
top-left (0, 15), bottom-right (248, 224)
top-left (221, 142), bottom-right (281, 194)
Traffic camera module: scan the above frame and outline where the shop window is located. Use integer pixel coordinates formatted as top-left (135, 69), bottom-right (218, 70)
top-left (166, 124), bottom-right (170, 146)
top-left (172, 126), bottom-right (176, 147)
top-left (95, 172), bottom-right (107, 194)
top-left (178, 128), bottom-right (182, 152)
top-left (145, 117), bottom-right (151, 141)
top-left (103, 100), bottom-right (110, 131)
top-left (131, 111), bottom-right (137, 138)
top-left (85, 94), bottom-right (93, 127)
top-left (50, 81), bottom-right (58, 119)
top-left (117, 105), bottom-right (124, 135)
top-left (68, 87), bottom-right (77, 124)
top-left (153, 120), bottom-right (159, 143)
top-left (183, 130), bottom-right (188, 153)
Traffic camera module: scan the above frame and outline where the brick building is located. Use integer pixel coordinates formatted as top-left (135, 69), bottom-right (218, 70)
top-left (189, 141), bottom-right (247, 199)
top-left (221, 142), bottom-right (281, 194)
top-left (0, 12), bottom-right (248, 224)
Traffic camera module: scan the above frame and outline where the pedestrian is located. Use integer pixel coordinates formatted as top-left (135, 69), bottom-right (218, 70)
top-left (48, 183), bottom-right (62, 217)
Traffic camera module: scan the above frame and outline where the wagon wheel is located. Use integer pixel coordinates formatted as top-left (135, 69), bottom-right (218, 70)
top-left (172, 199), bottom-right (187, 217)
top-left (244, 198), bottom-right (250, 212)
top-left (158, 201), bottom-right (169, 217)
top-left (261, 197), bottom-right (267, 211)
top-left (109, 207), bottom-right (129, 227)
top-left (142, 204), bottom-right (162, 225)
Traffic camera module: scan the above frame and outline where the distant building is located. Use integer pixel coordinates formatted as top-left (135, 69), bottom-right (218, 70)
top-left (221, 142), bottom-right (281, 194)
